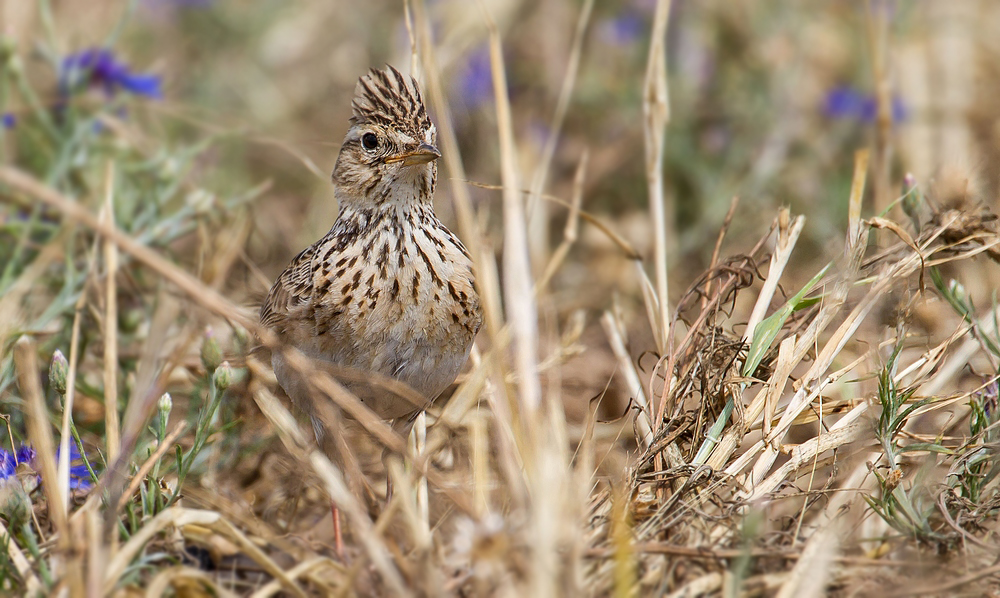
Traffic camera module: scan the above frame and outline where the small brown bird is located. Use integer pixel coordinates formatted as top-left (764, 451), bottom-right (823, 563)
top-left (259, 66), bottom-right (482, 550)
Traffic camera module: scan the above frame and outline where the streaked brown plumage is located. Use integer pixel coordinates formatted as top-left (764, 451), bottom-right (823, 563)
top-left (260, 65), bottom-right (481, 425)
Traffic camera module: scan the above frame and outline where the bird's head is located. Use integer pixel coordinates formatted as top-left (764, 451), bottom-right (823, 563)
top-left (332, 66), bottom-right (440, 209)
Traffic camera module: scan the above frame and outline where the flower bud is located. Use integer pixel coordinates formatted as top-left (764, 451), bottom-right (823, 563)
top-left (213, 361), bottom-right (233, 391)
top-left (185, 189), bottom-right (215, 214)
top-left (948, 279), bottom-right (967, 304)
top-left (158, 392), bottom-right (173, 416)
top-left (157, 392), bottom-right (172, 440)
top-left (49, 350), bottom-right (69, 396)
top-left (200, 327), bottom-right (222, 374)
top-left (120, 308), bottom-right (143, 334)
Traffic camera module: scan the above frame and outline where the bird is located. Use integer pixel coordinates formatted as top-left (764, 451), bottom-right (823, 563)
top-left (259, 65), bottom-right (482, 554)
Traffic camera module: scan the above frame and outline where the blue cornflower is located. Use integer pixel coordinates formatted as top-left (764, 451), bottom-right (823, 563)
top-left (64, 443), bottom-right (92, 490)
top-left (457, 47), bottom-right (493, 108)
top-left (0, 446), bottom-right (36, 481)
top-left (599, 12), bottom-right (645, 47)
top-left (59, 48), bottom-right (163, 100)
top-left (0, 443), bottom-right (92, 491)
top-left (1, 113), bottom-right (15, 129)
top-left (823, 86), bottom-right (907, 124)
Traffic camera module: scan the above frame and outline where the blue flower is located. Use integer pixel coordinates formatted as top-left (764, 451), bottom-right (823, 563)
top-left (0, 446), bottom-right (35, 481)
top-left (0, 443), bottom-right (92, 491)
top-left (60, 48), bottom-right (163, 100)
top-left (823, 86), bottom-right (907, 123)
top-left (61, 442), bottom-right (93, 490)
top-left (598, 12), bottom-right (645, 47)
top-left (1, 113), bottom-right (15, 129)
top-left (457, 47), bottom-right (493, 108)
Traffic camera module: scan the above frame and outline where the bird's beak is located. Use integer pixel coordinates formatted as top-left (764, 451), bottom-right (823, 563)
top-left (386, 143), bottom-right (441, 167)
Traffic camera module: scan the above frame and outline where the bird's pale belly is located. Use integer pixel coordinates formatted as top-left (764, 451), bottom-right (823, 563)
top-left (291, 285), bottom-right (476, 418)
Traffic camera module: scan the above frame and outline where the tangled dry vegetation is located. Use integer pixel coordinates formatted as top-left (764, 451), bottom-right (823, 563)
top-left (3, 1), bottom-right (1000, 597)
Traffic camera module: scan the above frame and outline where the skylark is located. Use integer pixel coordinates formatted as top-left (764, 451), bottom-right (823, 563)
top-left (259, 64), bottom-right (481, 480)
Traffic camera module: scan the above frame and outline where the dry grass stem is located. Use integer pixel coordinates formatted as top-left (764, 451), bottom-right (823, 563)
top-left (526, 0), bottom-right (594, 267)
top-left (102, 160), bottom-right (121, 464)
top-left (743, 209), bottom-right (804, 343)
top-left (642, 0), bottom-right (673, 356)
top-left (410, 0), bottom-right (480, 260)
top-left (601, 311), bottom-right (654, 449)
top-left (536, 149), bottom-right (588, 294)
top-left (0, 518), bottom-right (42, 595)
top-left (774, 520), bottom-right (839, 598)
top-left (468, 181), bottom-right (642, 260)
top-left (486, 5), bottom-right (541, 414)
top-left (14, 336), bottom-right (70, 542)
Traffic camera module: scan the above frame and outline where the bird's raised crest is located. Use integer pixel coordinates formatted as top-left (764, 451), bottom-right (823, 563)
top-left (351, 65), bottom-right (432, 140)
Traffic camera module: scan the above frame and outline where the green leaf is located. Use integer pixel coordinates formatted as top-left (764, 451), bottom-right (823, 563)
top-left (742, 261), bottom-right (832, 378)
top-left (898, 443), bottom-right (954, 455)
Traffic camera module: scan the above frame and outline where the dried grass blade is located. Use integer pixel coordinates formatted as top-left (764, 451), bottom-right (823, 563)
top-left (410, 2), bottom-right (505, 377)
top-left (144, 567), bottom-right (239, 598)
top-left (15, 336), bottom-right (70, 542)
top-left (747, 407), bottom-right (869, 501)
top-left (847, 149), bottom-right (868, 250)
top-left (85, 505), bottom-right (103, 598)
top-left (635, 263), bottom-right (663, 354)
top-left (485, 8), bottom-right (541, 413)
top-left (115, 421), bottom-right (187, 512)
top-left (250, 558), bottom-right (334, 598)
top-left (743, 210), bottom-right (804, 345)
top-left (410, 0), bottom-right (486, 293)
top-left (102, 161), bottom-right (121, 464)
top-left (764, 336), bottom-right (796, 439)
top-left (642, 0), bottom-right (674, 357)
top-left (58, 255), bottom-right (89, 515)
top-left (774, 520), bottom-right (840, 598)
top-left (601, 311), bottom-right (654, 449)
top-left (526, 0), bottom-right (594, 266)
top-left (0, 518), bottom-right (42, 595)
top-left (57, 214), bottom-right (106, 516)
top-left (411, 411), bottom-right (430, 543)
top-left (206, 517), bottom-right (310, 598)
top-left (0, 166), bottom-right (257, 331)
top-left (465, 181), bottom-right (643, 260)
top-left (427, 355), bottom-right (490, 452)
top-left (536, 149), bottom-right (587, 293)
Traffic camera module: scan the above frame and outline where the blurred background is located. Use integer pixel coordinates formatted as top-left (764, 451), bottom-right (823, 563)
top-left (7, 0), bottom-right (999, 294)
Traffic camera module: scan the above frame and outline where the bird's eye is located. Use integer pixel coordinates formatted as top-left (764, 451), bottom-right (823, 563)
top-left (362, 132), bottom-right (379, 150)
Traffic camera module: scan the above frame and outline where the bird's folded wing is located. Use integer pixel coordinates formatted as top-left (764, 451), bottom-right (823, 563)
top-left (260, 244), bottom-right (317, 330)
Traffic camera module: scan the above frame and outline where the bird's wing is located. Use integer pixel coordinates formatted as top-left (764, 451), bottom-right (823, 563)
top-left (260, 244), bottom-right (317, 332)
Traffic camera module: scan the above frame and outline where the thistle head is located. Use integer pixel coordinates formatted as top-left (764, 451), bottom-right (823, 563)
top-left (333, 66), bottom-right (440, 208)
